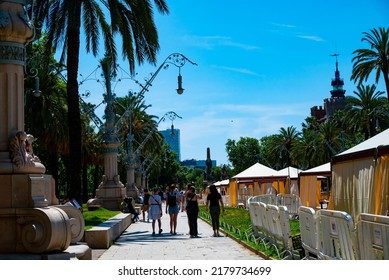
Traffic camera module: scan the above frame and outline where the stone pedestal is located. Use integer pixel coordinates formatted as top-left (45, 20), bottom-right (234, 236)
top-left (0, 0), bottom-right (89, 258)
top-left (87, 138), bottom-right (126, 210)
top-left (126, 182), bottom-right (140, 201)
top-left (0, 174), bottom-right (82, 254)
top-left (93, 177), bottom-right (126, 210)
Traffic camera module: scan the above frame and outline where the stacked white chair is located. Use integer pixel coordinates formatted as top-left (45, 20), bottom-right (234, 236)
top-left (298, 206), bottom-right (318, 259)
top-left (266, 204), bottom-right (283, 255)
top-left (316, 209), bottom-right (358, 260)
top-left (357, 213), bottom-right (389, 259)
top-left (247, 199), bottom-right (269, 246)
top-left (279, 205), bottom-right (300, 259)
top-left (247, 198), bottom-right (260, 237)
top-left (258, 202), bottom-right (271, 246)
top-left (278, 194), bottom-right (301, 219)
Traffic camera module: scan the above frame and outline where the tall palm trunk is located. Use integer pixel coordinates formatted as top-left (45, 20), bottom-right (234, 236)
top-left (384, 70), bottom-right (389, 101)
top-left (82, 163), bottom-right (88, 203)
top-left (66, 2), bottom-right (82, 202)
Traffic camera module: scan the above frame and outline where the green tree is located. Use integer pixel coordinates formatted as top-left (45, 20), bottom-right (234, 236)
top-left (225, 137), bottom-right (261, 174)
top-left (33, 0), bottom-right (169, 201)
top-left (345, 84), bottom-right (388, 140)
top-left (115, 93), bottom-right (163, 183)
top-left (148, 142), bottom-right (180, 189)
top-left (351, 27), bottom-right (389, 100)
top-left (257, 135), bottom-right (280, 169)
top-left (316, 122), bottom-right (341, 162)
top-left (290, 128), bottom-right (318, 169)
top-left (330, 109), bottom-right (364, 151)
top-left (270, 126), bottom-right (300, 169)
top-left (81, 122), bottom-right (103, 202)
top-left (25, 36), bottom-right (69, 198)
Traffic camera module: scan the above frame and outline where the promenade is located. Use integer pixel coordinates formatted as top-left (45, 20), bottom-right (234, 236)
top-left (94, 203), bottom-right (264, 260)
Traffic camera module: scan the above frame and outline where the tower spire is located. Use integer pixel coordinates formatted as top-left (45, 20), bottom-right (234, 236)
top-left (331, 53), bottom-right (340, 80)
top-left (329, 53), bottom-right (345, 98)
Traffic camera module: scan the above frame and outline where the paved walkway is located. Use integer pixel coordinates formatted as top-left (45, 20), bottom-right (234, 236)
top-left (95, 204), bottom-right (264, 260)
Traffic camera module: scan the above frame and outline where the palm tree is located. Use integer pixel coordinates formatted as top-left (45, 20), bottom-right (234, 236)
top-left (290, 129), bottom-right (318, 169)
top-left (316, 122), bottom-right (341, 162)
top-left (115, 94), bottom-right (163, 179)
top-left (351, 27), bottom-right (389, 100)
top-left (33, 1), bottom-right (169, 201)
top-left (271, 126), bottom-right (300, 169)
top-left (345, 84), bottom-right (388, 140)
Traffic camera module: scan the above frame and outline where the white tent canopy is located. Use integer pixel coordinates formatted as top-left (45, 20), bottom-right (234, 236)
top-left (232, 163), bottom-right (278, 179)
top-left (231, 163), bottom-right (295, 199)
top-left (299, 162), bottom-right (331, 175)
top-left (277, 166), bottom-right (302, 178)
top-left (336, 128), bottom-right (389, 157)
top-left (213, 179), bottom-right (229, 186)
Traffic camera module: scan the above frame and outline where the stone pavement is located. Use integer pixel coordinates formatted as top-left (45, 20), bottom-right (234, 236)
top-left (94, 203), bottom-right (264, 260)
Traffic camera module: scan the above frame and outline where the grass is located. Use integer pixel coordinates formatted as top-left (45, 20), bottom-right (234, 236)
top-left (198, 205), bottom-right (301, 259)
top-left (82, 205), bottom-right (121, 230)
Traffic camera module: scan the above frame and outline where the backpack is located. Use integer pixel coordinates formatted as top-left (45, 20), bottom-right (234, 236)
top-left (167, 192), bottom-right (177, 207)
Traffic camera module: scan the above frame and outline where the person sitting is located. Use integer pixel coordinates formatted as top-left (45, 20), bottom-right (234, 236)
top-left (122, 197), bottom-right (139, 223)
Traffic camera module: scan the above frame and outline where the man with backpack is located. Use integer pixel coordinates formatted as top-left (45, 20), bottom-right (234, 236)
top-left (165, 184), bottom-right (180, 235)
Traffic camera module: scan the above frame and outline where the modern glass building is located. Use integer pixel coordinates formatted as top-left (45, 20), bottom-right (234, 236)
top-left (159, 128), bottom-right (181, 161)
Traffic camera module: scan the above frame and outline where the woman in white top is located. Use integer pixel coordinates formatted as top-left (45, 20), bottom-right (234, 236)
top-left (148, 188), bottom-right (163, 236)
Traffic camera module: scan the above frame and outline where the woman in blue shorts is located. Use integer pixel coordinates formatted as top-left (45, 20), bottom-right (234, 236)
top-left (166, 184), bottom-right (180, 235)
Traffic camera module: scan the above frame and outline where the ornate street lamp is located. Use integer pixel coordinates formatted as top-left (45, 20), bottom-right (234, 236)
top-left (83, 53), bottom-right (196, 205)
top-left (117, 52), bottom-right (197, 98)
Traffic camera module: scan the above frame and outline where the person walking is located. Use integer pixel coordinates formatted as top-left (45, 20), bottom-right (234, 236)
top-left (141, 189), bottom-right (150, 222)
top-left (206, 184), bottom-right (224, 237)
top-left (148, 188), bottom-right (163, 236)
top-left (185, 186), bottom-right (200, 238)
top-left (166, 184), bottom-right (180, 235)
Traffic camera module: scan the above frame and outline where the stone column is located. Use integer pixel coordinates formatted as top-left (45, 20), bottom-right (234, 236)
top-left (87, 61), bottom-right (126, 210)
top-left (0, 0), bottom-right (84, 256)
top-left (93, 136), bottom-right (126, 210)
top-left (125, 161), bottom-right (140, 200)
top-left (135, 169), bottom-right (142, 188)
top-left (0, 0), bottom-right (33, 157)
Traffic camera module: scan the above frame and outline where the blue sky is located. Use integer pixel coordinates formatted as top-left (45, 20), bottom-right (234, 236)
top-left (78, 0), bottom-right (388, 166)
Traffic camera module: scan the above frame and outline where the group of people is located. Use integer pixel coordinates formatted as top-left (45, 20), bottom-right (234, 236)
top-left (140, 184), bottom-right (225, 238)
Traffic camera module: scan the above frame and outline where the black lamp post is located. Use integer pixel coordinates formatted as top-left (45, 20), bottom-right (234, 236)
top-left (177, 68), bottom-right (184, 94)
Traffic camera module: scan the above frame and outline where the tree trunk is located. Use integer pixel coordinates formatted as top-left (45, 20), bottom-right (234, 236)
top-left (93, 164), bottom-right (100, 194)
top-left (66, 2), bottom-right (82, 202)
top-left (82, 162), bottom-right (88, 203)
top-left (383, 70), bottom-right (389, 101)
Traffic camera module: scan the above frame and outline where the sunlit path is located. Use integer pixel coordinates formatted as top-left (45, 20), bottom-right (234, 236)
top-left (96, 204), bottom-right (263, 260)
